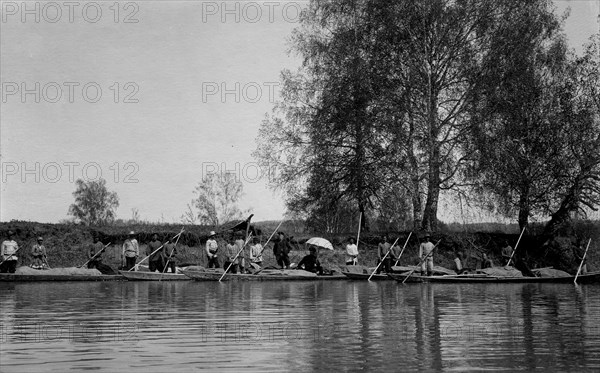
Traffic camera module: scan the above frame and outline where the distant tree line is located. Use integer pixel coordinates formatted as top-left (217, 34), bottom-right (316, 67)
top-left (254, 0), bottom-right (600, 235)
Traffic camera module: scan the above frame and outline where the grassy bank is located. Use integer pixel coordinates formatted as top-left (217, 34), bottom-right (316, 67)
top-left (1, 220), bottom-right (598, 274)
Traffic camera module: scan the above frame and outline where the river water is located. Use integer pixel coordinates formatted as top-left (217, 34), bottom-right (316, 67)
top-left (0, 280), bottom-right (598, 372)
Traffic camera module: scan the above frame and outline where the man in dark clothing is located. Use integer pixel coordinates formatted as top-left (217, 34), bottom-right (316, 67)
top-left (88, 236), bottom-right (105, 269)
top-left (296, 246), bottom-right (323, 274)
top-left (163, 241), bottom-right (178, 273)
top-left (147, 234), bottom-right (164, 272)
top-left (273, 232), bottom-right (293, 269)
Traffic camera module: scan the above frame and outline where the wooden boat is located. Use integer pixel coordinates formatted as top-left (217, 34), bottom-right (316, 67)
top-left (0, 273), bottom-right (123, 282)
top-left (341, 265), bottom-right (454, 280)
top-left (181, 268), bottom-right (346, 281)
top-left (388, 271), bottom-right (600, 284)
top-left (119, 270), bottom-right (189, 281)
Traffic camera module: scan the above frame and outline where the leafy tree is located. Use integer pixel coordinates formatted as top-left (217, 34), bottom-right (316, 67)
top-left (190, 173), bottom-right (245, 226)
top-left (68, 178), bottom-right (119, 226)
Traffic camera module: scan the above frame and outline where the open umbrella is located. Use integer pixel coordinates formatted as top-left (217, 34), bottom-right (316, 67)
top-left (305, 237), bottom-right (334, 251)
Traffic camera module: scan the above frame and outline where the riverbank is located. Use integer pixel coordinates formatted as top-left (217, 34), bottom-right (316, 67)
top-left (1, 221), bottom-right (598, 274)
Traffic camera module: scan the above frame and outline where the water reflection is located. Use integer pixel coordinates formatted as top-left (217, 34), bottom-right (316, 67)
top-left (1, 281), bottom-right (599, 372)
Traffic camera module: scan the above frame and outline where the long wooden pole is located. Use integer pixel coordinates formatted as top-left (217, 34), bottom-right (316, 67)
top-left (257, 220), bottom-right (285, 257)
top-left (402, 239), bottom-right (442, 284)
top-left (354, 212), bottom-right (362, 265)
top-left (394, 232), bottom-right (413, 266)
top-left (368, 236), bottom-right (400, 281)
top-left (574, 238), bottom-right (591, 284)
top-left (79, 242), bottom-right (111, 268)
top-left (507, 227), bottom-right (526, 267)
top-left (130, 229), bottom-right (184, 271)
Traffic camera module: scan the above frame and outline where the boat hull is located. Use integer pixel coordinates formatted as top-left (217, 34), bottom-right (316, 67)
top-left (388, 271), bottom-right (600, 284)
top-left (119, 271), bottom-right (189, 281)
top-left (182, 268), bottom-right (346, 281)
top-left (0, 274), bottom-right (123, 282)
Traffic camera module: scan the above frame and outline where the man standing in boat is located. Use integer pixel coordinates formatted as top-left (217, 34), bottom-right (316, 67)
top-left (163, 240), bottom-right (178, 273)
top-left (147, 233), bottom-right (164, 272)
top-left (501, 240), bottom-right (513, 266)
top-left (1, 230), bottom-right (19, 273)
top-left (88, 235), bottom-right (104, 269)
top-left (205, 231), bottom-right (219, 269)
top-left (31, 236), bottom-right (47, 270)
top-left (234, 232), bottom-right (249, 274)
top-left (122, 231), bottom-right (139, 271)
top-left (345, 237), bottom-right (358, 266)
top-left (376, 235), bottom-right (392, 273)
top-left (273, 232), bottom-right (293, 269)
top-left (224, 235), bottom-right (239, 273)
top-left (419, 233), bottom-right (435, 276)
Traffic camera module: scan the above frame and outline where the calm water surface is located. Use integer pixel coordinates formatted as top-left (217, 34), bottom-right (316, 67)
top-left (0, 280), bottom-right (599, 372)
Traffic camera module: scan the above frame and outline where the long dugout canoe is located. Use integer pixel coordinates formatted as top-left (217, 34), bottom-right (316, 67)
top-left (119, 270), bottom-right (189, 281)
top-left (0, 273), bottom-right (124, 282)
top-left (181, 268), bottom-right (347, 281)
top-left (388, 271), bottom-right (600, 284)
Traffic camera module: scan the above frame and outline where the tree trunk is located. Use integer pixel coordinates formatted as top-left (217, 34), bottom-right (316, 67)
top-left (543, 179), bottom-right (581, 237)
top-left (421, 72), bottom-right (440, 232)
top-left (517, 191), bottom-right (530, 232)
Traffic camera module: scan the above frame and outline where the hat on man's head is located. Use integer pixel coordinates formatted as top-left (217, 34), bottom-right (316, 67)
top-left (37, 236), bottom-right (43, 241)
top-left (7, 230), bottom-right (14, 236)
top-left (129, 231), bottom-right (135, 235)
top-left (209, 231), bottom-right (216, 237)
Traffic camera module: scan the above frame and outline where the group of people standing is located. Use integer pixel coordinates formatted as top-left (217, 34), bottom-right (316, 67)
top-left (0, 231), bottom-right (49, 273)
top-left (119, 231), bottom-right (178, 273)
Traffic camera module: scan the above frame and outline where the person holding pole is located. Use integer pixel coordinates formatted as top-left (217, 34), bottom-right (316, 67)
top-left (273, 232), bottom-right (293, 269)
top-left (122, 231), bottom-right (139, 271)
top-left (234, 232), bottom-right (249, 273)
top-left (376, 235), bottom-right (392, 274)
top-left (88, 236), bottom-right (105, 269)
top-left (205, 231), bottom-right (220, 269)
top-left (31, 236), bottom-right (48, 270)
top-left (419, 233), bottom-right (435, 276)
top-left (163, 240), bottom-right (178, 273)
top-left (1, 231), bottom-right (19, 273)
top-left (147, 233), bottom-right (164, 272)
top-left (345, 237), bottom-right (358, 266)
top-left (223, 235), bottom-right (239, 274)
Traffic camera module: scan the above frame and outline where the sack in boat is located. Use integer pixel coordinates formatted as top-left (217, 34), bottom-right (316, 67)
top-left (480, 267), bottom-right (523, 277)
top-left (532, 268), bottom-right (570, 278)
top-left (16, 267), bottom-right (103, 276)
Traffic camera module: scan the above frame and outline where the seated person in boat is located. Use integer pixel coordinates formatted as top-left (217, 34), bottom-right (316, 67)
top-left (88, 236), bottom-right (104, 269)
top-left (249, 236), bottom-right (263, 269)
top-left (376, 235), bottom-right (392, 274)
top-left (1, 230), bottom-right (19, 273)
top-left (454, 251), bottom-right (464, 274)
top-left (481, 253), bottom-right (494, 269)
top-left (205, 231), bottom-right (220, 269)
top-left (501, 241), bottom-right (513, 266)
top-left (31, 236), bottom-right (47, 270)
top-left (147, 233), bottom-right (164, 272)
top-left (297, 246), bottom-right (323, 275)
top-left (224, 236), bottom-right (239, 274)
top-left (163, 241), bottom-right (178, 273)
top-left (345, 237), bottom-right (358, 266)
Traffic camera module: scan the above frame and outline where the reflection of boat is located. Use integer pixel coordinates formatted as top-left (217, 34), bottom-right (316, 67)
top-left (119, 271), bottom-right (189, 281)
top-left (388, 271), bottom-right (600, 284)
top-left (0, 273), bottom-right (123, 282)
top-left (182, 267), bottom-right (346, 281)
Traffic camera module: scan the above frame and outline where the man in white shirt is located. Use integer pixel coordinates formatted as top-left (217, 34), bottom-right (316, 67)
top-left (205, 231), bottom-right (219, 268)
top-left (345, 237), bottom-right (358, 265)
top-left (249, 236), bottom-right (263, 269)
top-left (419, 233), bottom-right (435, 276)
top-left (122, 231), bottom-right (139, 270)
top-left (1, 230), bottom-right (19, 273)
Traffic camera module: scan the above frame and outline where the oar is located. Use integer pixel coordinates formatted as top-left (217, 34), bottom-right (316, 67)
top-left (130, 229), bottom-right (184, 271)
top-left (394, 232), bottom-right (413, 266)
top-left (159, 228), bottom-right (184, 279)
top-left (219, 233), bottom-right (253, 282)
top-left (401, 239), bottom-right (442, 284)
top-left (0, 246), bottom-right (20, 266)
top-left (506, 227), bottom-right (526, 267)
top-left (368, 236), bottom-right (400, 281)
top-left (79, 242), bottom-right (111, 268)
top-left (574, 238), bottom-right (591, 284)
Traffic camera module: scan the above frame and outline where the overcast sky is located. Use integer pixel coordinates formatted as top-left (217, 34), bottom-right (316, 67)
top-left (1, 0), bottom-right (598, 224)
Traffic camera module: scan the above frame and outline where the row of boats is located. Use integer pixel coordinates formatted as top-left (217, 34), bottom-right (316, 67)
top-left (1, 265), bottom-right (599, 283)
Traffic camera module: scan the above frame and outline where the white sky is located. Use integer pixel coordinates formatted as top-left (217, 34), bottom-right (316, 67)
top-left (1, 0), bottom-right (598, 224)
